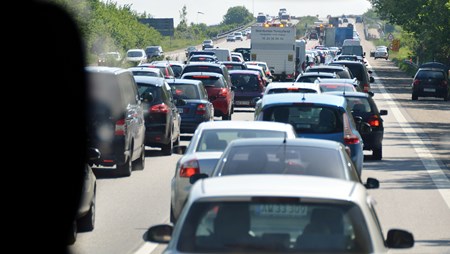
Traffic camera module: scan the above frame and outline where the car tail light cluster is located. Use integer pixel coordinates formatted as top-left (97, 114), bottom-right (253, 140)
top-left (179, 159), bottom-right (200, 177)
top-left (218, 88), bottom-right (228, 98)
top-left (343, 113), bottom-right (360, 145)
top-left (363, 83), bottom-right (369, 93)
top-left (440, 80), bottom-right (448, 88)
top-left (150, 103), bottom-right (169, 113)
top-left (115, 119), bottom-right (126, 136)
top-left (413, 79), bottom-right (420, 87)
top-left (368, 115), bottom-right (380, 127)
top-left (196, 104), bottom-right (207, 115)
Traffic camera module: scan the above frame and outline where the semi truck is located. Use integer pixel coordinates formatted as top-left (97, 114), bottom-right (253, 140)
top-left (324, 27), bottom-right (353, 47)
top-left (251, 23), bottom-right (296, 81)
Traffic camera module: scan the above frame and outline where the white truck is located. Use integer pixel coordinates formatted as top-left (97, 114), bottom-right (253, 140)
top-left (251, 24), bottom-right (296, 81)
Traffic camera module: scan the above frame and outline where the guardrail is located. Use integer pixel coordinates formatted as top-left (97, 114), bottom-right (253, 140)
top-left (214, 21), bottom-right (256, 40)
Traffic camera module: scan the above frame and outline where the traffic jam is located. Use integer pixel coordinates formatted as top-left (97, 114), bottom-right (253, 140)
top-left (74, 4), bottom-right (450, 254)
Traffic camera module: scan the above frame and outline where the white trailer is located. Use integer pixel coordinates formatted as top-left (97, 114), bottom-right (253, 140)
top-left (251, 24), bottom-right (296, 81)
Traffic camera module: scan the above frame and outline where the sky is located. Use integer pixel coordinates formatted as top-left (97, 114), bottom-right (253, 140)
top-left (111, 0), bottom-right (373, 26)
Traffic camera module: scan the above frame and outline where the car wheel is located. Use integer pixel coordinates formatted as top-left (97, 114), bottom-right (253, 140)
top-left (222, 113), bottom-right (231, 120)
top-left (231, 105), bottom-right (235, 114)
top-left (77, 188), bottom-right (96, 232)
top-left (117, 155), bottom-right (132, 177)
top-left (412, 93), bottom-right (418, 100)
top-left (133, 145), bottom-right (146, 171)
top-left (161, 132), bottom-right (173, 156)
top-left (372, 147), bottom-right (382, 160)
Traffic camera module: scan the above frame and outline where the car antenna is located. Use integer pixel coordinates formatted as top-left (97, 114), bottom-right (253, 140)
top-left (302, 92), bottom-right (306, 101)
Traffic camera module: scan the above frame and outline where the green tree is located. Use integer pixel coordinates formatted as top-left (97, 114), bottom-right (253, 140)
top-left (177, 5), bottom-right (188, 32)
top-left (222, 6), bottom-right (253, 25)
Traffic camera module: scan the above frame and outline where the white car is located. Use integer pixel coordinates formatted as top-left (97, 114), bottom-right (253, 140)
top-left (233, 32), bottom-right (244, 41)
top-left (170, 121), bottom-right (297, 222)
top-left (128, 67), bottom-right (164, 78)
top-left (374, 47), bottom-right (389, 60)
top-left (148, 175), bottom-right (415, 253)
top-left (125, 49), bottom-right (147, 65)
top-left (226, 34), bottom-right (235, 42)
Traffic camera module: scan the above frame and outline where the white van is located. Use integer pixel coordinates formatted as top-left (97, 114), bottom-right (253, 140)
top-left (205, 48), bottom-right (232, 62)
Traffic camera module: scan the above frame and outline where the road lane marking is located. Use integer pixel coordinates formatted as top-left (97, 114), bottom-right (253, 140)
top-left (370, 67), bottom-right (450, 209)
top-left (132, 242), bottom-right (159, 254)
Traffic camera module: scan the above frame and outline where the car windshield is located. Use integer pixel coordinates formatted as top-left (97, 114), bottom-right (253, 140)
top-left (196, 129), bottom-right (286, 152)
top-left (216, 144), bottom-right (346, 179)
top-left (127, 51), bottom-right (143, 57)
top-left (231, 74), bottom-right (259, 91)
top-left (263, 106), bottom-right (343, 134)
top-left (170, 84), bottom-right (199, 99)
top-left (177, 200), bottom-right (372, 253)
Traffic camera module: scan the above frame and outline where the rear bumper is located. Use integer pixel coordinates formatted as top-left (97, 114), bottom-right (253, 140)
top-left (361, 130), bottom-right (384, 150)
top-left (413, 86), bottom-right (448, 97)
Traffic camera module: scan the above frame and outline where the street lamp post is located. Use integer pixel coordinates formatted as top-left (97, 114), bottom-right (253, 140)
top-left (197, 11), bottom-right (204, 25)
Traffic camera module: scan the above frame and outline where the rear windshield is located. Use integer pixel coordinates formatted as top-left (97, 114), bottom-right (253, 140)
top-left (346, 97), bottom-right (373, 114)
top-left (416, 70), bottom-right (445, 79)
top-left (231, 74), bottom-right (260, 91)
top-left (307, 68), bottom-right (352, 79)
top-left (217, 144), bottom-right (346, 179)
top-left (169, 84), bottom-right (199, 100)
top-left (190, 56), bottom-right (216, 62)
top-left (297, 75), bottom-right (335, 83)
top-left (127, 51), bottom-right (143, 57)
top-left (263, 106), bottom-right (343, 134)
top-left (342, 46), bottom-right (363, 56)
top-left (196, 129), bottom-right (287, 152)
top-left (135, 82), bottom-right (161, 101)
top-left (320, 84), bottom-right (356, 92)
top-left (177, 201), bottom-right (372, 253)
top-left (183, 66), bottom-right (222, 75)
top-left (184, 75), bottom-right (225, 88)
top-left (267, 88), bottom-right (318, 94)
top-left (225, 64), bottom-right (245, 70)
top-left (132, 71), bottom-right (159, 77)
top-left (171, 65), bottom-right (183, 77)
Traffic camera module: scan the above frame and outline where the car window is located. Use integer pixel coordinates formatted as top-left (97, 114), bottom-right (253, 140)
top-left (217, 145), bottom-right (346, 179)
top-left (88, 72), bottom-right (122, 118)
top-left (177, 201), bottom-right (372, 253)
top-left (196, 129), bottom-right (286, 152)
top-left (135, 82), bottom-right (161, 103)
top-left (183, 66), bottom-right (222, 75)
top-left (118, 73), bottom-right (138, 106)
top-left (127, 51), bottom-right (143, 57)
top-left (225, 64), bottom-right (245, 70)
top-left (170, 84), bottom-right (199, 99)
top-left (132, 71), bottom-right (159, 77)
top-left (320, 84), bottom-right (356, 92)
top-left (185, 75), bottom-right (225, 88)
top-left (231, 74), bottom-right (259, 91)
top-left (171, 65), bottom-right (183, 77)
top-left (263, 106), bottom-right (344, 134)
top-left (346, 97), bottom-right (372, 113)
top-left (416, 70), bottom-right (444, 79)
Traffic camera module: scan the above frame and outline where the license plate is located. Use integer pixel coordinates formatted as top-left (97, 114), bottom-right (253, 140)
top-left (424, 88), bottom-right (436, 92)
top-left (236, 101), bottom-right (250, 105)
top-left (254, 204), bottom-right (308, 217)
top-left (177, 108), bottom-right (183, 113)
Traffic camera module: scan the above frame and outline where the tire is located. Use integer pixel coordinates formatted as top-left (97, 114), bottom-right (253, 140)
top-left (412, 93), bottom-right (418, 100)
top-left (161, 132), bottom-right (173, 156)
top-left (222, 113), bottom-right (231, 120)
top-left (372, 147), bottom-right (382, 160)
top-left (77, 189), bottom-right (96, 232)
top-left (117, 155), bottom-right (132, 177)
top-left (133, 145), bottom-right (145, 171)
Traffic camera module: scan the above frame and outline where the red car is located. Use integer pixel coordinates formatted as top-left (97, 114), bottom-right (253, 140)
top-left (182, 72), bottom-right (235, 120)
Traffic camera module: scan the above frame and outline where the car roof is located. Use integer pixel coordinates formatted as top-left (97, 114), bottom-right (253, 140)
top-left (266, 82), bottom-right (320, 90)
top-left (307, 65), bottom-right (347, 70)
top-left (182, 72), bottom-right (224, 78)
top-left (85, 66), bottom-right (129, 75)
top-left (316, 78), bottom-right (358, 84)
top-left (221, 61), bottom-right (246, 65)
top-left (331, 60), bottom-right (364, 66)
top-left (133, 76), bottom-right (166, 86)
top-left (189, 54), bottom-right (217, 58)
top-left (128, 67), bottom-right (161, 72)
top-left (166, 78), bottom-right (202, 85)
top-left (298, 72), bottom-right (336, 77)
top-left (229, 70), bottom-right (260, 75)
top-left (260, 93), bottom-right (346, 107)
top-left (185, 62), bottom-right (223, 67)
top-left (191, 174), bottom-right (364, 201)
top-left (326, 91), bottom-right (370, 98)
top-left (226, 137), bottom-right (343, 150)
top-left (196, 120), bottom-right (295, 132)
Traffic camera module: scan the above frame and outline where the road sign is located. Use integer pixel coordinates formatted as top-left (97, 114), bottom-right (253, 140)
top-left (139, 18), bottom-right (174, 36)
top-left (387, 33), bottom-right (394, 41)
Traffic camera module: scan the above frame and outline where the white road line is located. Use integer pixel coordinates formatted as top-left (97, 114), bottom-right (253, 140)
top-left (132, 242), bottom-right (159, 254)
top-left (370, 68), bottom-right (450, 209)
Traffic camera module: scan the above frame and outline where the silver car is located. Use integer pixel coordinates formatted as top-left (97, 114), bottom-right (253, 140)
top-left (170, 121), bottom-right (297, 222)
top-left (148, 175), bottom-right (415, 253)
top-left (207, 138), bottom-right (378, 188)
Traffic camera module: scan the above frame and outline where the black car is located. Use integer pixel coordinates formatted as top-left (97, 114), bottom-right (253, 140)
top-left (133, 76), bottom-right (183, 155)
top-left (305, 65), bottom-right (354, 79)
top-left (86, 66), bottom-right (146, 177)
top-left (329, 91), bottom-right (388, 160)
top-left (412, 64), bottom-right (449, 101)
top-left (222, 61), bottom-right (248, 71)
top-left (145, 46), bottom-right (164, 60)
top-left (167, 79), bottom-right (214, 133)
top-left (330, 60), bottom-right (374, 92)
top-left (233, 47), bottom-right (251, 61)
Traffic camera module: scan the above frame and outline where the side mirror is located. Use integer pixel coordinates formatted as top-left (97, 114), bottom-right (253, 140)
top-left (368, 91), bottom-right (374, 97)
top-left (380, 109), bottom-right (388, 116)
top-left (386, 229), bottom-right (414, 248)
top-left (189, 173), bottom-right (209, 184)
top-left (146, 224), bottom-right (173, 243)
top-left (173, 145), bottom-right (187, 155)
top-left (175, 98), bottom-right (187, 106)
top-left (88, 148), bottom-right (101, 161)
top-left (142, 92), bottom-right (154, 103)
top-left (369, 76), bottom-right (375, 83)
top-left (364, 177), bottom-right (379, 189)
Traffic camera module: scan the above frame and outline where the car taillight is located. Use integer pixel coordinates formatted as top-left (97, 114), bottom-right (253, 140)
top-left (343, 112), bottom-right (360, 145)
top-left (413, 79), bottom-right (420, 87)
top-left (115, 119), bottom-right (126, 136)
top-left (368, 115), bottom-right (380, 127)
top-left (196, 104), bottom-right (207, 114)
top-left (218, 88), bottom-right (228, 98)
top-left (441, 80), bottom-right (448, 88)
top-left (179, 159), bottom-right (200, 177)
top-left (363, 83), bottom-right (369, 93)
top-left (150, 104), bottom-right (169, 113)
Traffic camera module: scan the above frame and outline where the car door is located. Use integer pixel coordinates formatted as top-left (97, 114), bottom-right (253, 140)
top-left (164, 81), bottom-right (181, 141)
top-left (199, 83), bottom-right (214, 120)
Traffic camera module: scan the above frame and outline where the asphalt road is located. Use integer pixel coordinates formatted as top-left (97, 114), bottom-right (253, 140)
top-left (70, 22), bottom-right (450, 254)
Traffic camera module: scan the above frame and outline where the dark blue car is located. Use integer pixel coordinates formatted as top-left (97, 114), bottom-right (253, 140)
top-left (167, 79), bottom-right (214, 133)
top-left (229, 70), bottom-right (265, 107)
